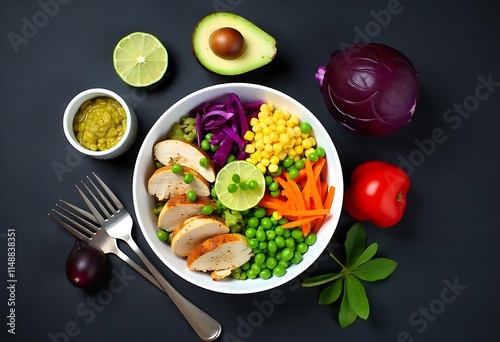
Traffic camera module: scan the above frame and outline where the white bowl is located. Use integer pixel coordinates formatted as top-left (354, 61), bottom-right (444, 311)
top-left (63, 88), bottom-right (138, 159)
top-left (132, 83), bottom-right (343, 294)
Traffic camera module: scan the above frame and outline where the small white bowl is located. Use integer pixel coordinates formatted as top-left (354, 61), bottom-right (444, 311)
top-left (63, 88), bottom-right (138, 159)
top-left (132, 83), bottom-right (344, 294)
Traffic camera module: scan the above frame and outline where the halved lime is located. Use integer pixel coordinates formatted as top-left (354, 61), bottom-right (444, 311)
top-left (113, 32), bottom-right (168, 87)
top-left (215, 161), bottom-right (266, 211)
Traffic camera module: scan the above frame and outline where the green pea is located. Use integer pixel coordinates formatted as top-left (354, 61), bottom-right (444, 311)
top-left (291, 252), bottom-right (303, 264)
top-left (256, 229), bottom-right (266, 242)
top-left (155, 161), bottom-right (163, 168)
top-left (274, 226), bottom-right (284, 236)
top-left (275, 252), bottom-right (283, 261)
top-left (247, 269), bottom-right (257, 279)
top-left (201, 205), bottom-right (214, 215)
top-left (184, 172), bottom-right (194, 184)
top-left (265, 175), bottom-right (273, 186)
top-left (232, 173), bottom-right (241, 183)
top-left (308, 152), bottom-right (319, 162)
top-left (199, 157), bottom-right (209, 167)
top-left (261, 217), bottom-right (272, 230)
top-left (205, 133), bottom-right (213, 141)
top-left (266, 257), bottom-right (277, 270)
top-left (239, 181), bottom-right (248, 190)
top-left (245, 228), bottom-right (256, 239)
top-left (210, 144), bottom-right (218, 152)
top-left (239, 272), bottom-right (247, 280)
top-left (278, 259), bottom-right (290, 269)
top-left (282, 248), bottom-right (294, 261)
top-left (266, 230), bottom-right (276, 240)
top-left (291, 229), bottom-right (303, 240)
top-left (210, 187), bottom-right (217, 198)
top-left (288, 168), bottom-right (299, 180)
top-left (295, 159), bottom-right (305, 170)
top-left (171, 163), bottom-right (183, 174)
top-left (297, 242), bottom-right (309, 254)
top-left (269, 181), bottom-right (279, 192)
top-left (305, 233), bottom-right (317, 246)
top-left (227, 183), bottom-right (238, 193)
top-left (226, 154), bottom-right (236, 163)
top-left (282, 156), bottom-right (294, 168)
top-left (241, 262), bottom-right (251, 271)
top-left (248, 238), bottom-right (259, 249)
top-left (251, 263), bottom-right (261, 274)
top-left (285, 237), bottom-right (295, 248)
top-left (278, 217), bottom-right (288, 225)
top-left (186, 189), bottom-right (196, 202)
top-left (259, 269), bottom-right (272, 280)
top-left (254, 253), bottom-right (266, 264)
top-left (300, 122), bottom-right (312, 134)
top-left (270, 166), bottom-right (282, 177)
top-left (270, 190), bottom-right (280, 197)
top-left (156, 230), bottom-right (168, 241)
top-left (267, 241), bottom-right (278, 254)
top-left (258, 241), bottom-right (267, 250)
top-left (241, 209), bottom-right (250, 216)
top-left (273, 265), bottom-right (286, 277)
top-left (254, 207), bottom-right (266, 218)
top-left (315, 147), bottom-right (326, 158)
top-left (200, 140), bottom-right (210, 151)
top-left (282, 229), bottom-right (291, 238)
top-left (275, 236), bottom-right (285, 248)
top-left (248, 180), bottom-right (258, 190)
top-left (214, 203), bottom-right (222, 215)
top-left (247, 217), bottom-right (259, 228)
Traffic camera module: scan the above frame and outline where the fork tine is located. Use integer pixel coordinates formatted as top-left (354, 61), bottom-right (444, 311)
top-left (92, 172), bottom-right (124, 209)
top-left (60, 199), bottom-right (99, 225)
top-left (49, 210), bottom-right (92, 242)
top-left (86, 176), bottom-right (116, 214)
top-left (76, 184), bottom-right (106, 224)
top-left (56, 201), bottom-right (99, 232)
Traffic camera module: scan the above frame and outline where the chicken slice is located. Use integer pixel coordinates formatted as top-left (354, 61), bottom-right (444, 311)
top-left (148, 165), bottom-right (210, 201)
top-left (158, 194), bottom-right (215, 232)
top-left (154, 139), bottom-right (216, 183)
top-left (170, 215), bottom-right (230, 257)
top-left (210, 269), bottom-right (232, 281)
top-left (187, 233), bottom-right (253, 272)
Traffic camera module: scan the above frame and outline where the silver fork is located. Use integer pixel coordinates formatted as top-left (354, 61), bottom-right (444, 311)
top-left (77, 173), bottom-right (222, 342)
top-left (49, 200), bottom-right (163, 291)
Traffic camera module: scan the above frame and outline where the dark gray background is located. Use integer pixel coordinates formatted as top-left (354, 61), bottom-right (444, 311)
top-left (1, 0), bottom-right (499, 341)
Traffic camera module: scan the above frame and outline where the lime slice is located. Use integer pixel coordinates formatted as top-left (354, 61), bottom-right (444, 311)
top-left (113, 32), bottom-right (168, 87)
top-left (215, 161), bottom-right (266, 211)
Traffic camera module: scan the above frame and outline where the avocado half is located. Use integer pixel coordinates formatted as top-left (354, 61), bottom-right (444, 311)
top-left (192, 12), bottom-right (277, 76)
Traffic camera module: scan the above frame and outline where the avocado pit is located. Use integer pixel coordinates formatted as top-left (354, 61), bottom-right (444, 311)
top-left (209, 27), bottom-right (246, 60)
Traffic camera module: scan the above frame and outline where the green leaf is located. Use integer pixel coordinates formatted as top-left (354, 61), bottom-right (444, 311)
top-left (339, 280), bottom-right (358, 328)
top-left (345, 223), bottom-right (366, 267)
top-left (351, 243), bottom-right (378, 269)
top-left (352, 258), bottom-right (398, 281)
top-left (318, 279), bottom-right (343, 305)
top-left (302, 273), bottom-right (341, 287)
top-left (345, 275), bottom-right (370, 319)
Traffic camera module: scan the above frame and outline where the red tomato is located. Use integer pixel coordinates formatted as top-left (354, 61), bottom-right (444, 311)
top-left (344, 161), bottom-right (410, 228)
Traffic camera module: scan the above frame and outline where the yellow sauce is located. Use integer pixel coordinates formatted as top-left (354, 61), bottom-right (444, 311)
top-left (73, 97), bottom-right (127, 151)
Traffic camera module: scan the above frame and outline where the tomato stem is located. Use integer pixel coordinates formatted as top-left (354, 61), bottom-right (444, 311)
top-left (397, 191), bottom-right (403, 202)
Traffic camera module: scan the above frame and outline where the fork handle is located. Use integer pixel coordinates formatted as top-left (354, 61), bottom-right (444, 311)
top-left (126, 239), bottom-right (222, 342)
top-left (112, 248), bottom-right (164, 292)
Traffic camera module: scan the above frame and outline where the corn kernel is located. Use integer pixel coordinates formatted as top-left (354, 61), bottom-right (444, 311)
top-left (258, 110), bottom-right (269, 119)
top-left (305, 148), bottom-right (315, 156)
top-left (290, 115), bottom-right (299, 125)
top-left (279, 134), bottom-right (290, 145)
top-left (261, 151), bottom-right (271, 159)
top-left (308, 136), bottom-right (316, 147)
top-left (285, 120), bottom-right (295, 128)
top-left (293, 154), bottom-right (301, 162)
top-left (295, 137), bottom-right (303, 146)
top-left (268, 164), bottom-right (279, 173)
top-left (278, 151), bottom-right (288, 160)
top-left (260, 158), bottom-right (270, 167)
top-left (250, 117), bottom-right (259, 127)
top-left (252, 125), bottom-right (262, 133)
top-left (293, 126), bottom-right (302, 137)
top-left (263, 136), bottom-right (271, 145)
top-left (252, 153), bottom-right (262, 162)
top-left (254, 132), bottom-right (263, 141)
top-left (302, 139), bottom-right (312, 149)
top-left (272, 111), bottom-right (282, 121)
top-left (272, 143), bottom-right (282, 153)
top-left (267, 103), bottom-right (274, 112)
top-left (301, 133), bottom-right (309, 139)
top-left (264, 144), bottom-right (274, 153)
top-left (246, 157), bottom-right (254, 164)
top-left (244, 130), bottom-right (255, 141)
top-left (272, 211), bottom-right (283, 220)
top-left (256, 163), bottom-right (267, 174)
top-left (255, 140), bottom-right (264, 150)
top-left (245, 144), bottom-right (256, 154)
top-left (264, 117), bottom-right (274, 126)
top-left (270, 155), bottom-right (280, 165)
top-left (294, 145), bottom-right (304, 155)
top-left (276, 124), bottom-right (286, 134)
top-left (262, 127), bottom-right (272, 136)
top-left (269, 131), bottom-right (279, 142)
top-left (287, 148), bottom-right (297, 158)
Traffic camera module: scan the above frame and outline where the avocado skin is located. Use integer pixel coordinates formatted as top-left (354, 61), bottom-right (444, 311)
top-left (192, 12), bottom-right (277, 76)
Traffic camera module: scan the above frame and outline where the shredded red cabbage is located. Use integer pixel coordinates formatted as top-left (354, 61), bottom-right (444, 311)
top-left (190, 94), bottom-right (263, 170)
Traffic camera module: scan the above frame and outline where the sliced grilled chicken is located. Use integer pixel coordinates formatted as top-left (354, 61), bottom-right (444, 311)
top-left (158, 194), bottom-right (215, 232)
top-left (148, 165), bottom-right (210, 201)
top-left (187, 233), bottom-right (252, 272)
top-left (154, 139), bottom-right (216, 183)
top-left (210, 269), bottom-right (232, 281)
top-left (170, 215), bottom-right (230, 257)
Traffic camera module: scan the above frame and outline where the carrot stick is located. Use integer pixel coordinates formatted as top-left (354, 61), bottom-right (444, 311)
top-left (323, 186), bottom-right (336, 210)
top-left (281, 216), bottom-right (319, 229)
top-left (281, 209), bottom-right (331, 216)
